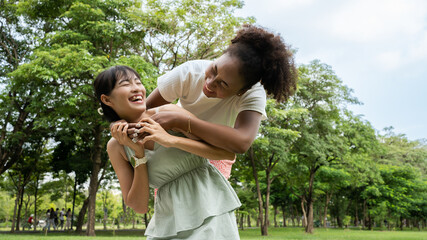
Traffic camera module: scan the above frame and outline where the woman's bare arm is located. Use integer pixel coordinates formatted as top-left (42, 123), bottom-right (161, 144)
top-left (150, 110), bottom-right (261, 154)
top-left (136, 117), bottom-right (235, 160)
top-left (108, 123), bottom-right (149, 214)
top-left (146, 88), bottom-right (261, 153)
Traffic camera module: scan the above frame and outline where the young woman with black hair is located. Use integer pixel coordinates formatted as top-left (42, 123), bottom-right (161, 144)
top-left (94, 66), bottom-right (241, 239)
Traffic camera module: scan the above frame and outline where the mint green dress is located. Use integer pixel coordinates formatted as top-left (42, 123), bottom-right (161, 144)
top-left (124, 133), bottom-right (241, 240)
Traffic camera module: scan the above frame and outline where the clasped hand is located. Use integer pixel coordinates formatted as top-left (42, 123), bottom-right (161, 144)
top-left (110, 118), bottom-right (175, 149)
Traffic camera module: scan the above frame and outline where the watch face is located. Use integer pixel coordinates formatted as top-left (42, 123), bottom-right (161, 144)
top-left (134, 156), bottom-right (147, 168)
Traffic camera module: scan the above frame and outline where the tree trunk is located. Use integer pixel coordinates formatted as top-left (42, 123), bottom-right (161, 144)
top-left (122, 197), bottom-right (127, 219)
top-left (10, 174), bottom-right (22, 233)
top-left (355, 202), bottom-right (359, 227)
top-left (249, 147), bottom-right (265, 235)
top-left (323, 193), bottom-right (330, 228)
top-left (367, 212), bottom-right (372, 230)
top-left (273, 206), bottom-right (278, 227)
top-left (290, 205), bottom-right (296, 227)
top-left (23, 194), bottom-right (30, 222)
top-left (10, 189), bottom-right (20, 233)
top-left (306, 199), bottom-right (314, 233)
top-left (281, 206), bottom-right (287, 227)
top-left (144, 214), bottom-right (149, 229)
top-left (247, 214), bottom-right (251, 228)
top-left (239, 212), bottom-right (244, 230)
top-left (86, 124), bottom-right (103, 236)
top-left (16, 186), bottom-right (25, 231)
top-left (0, 110), bottom-right (29, 175)
top-left (362, 199), bottom-right (367, 229)
top-left (337, 215), bottom-right (342, 228)
top-left (71, 175), bottom-right (77, 230)
top-left (262, 167), bottom-right (272, 235)
top-left (301, 198), bottom-right (307, 228)
top-left (75, 197), bottom-right (90, 233)
top-left (305, 168), bottom-right (317, 234)
top-left (33, 174), bottom-right (39, 231)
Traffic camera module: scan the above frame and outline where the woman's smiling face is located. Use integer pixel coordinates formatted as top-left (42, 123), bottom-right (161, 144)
top-left (101, 71), bottom-right (147, 119)
top-left (203, 53), bottom-right (246, 99)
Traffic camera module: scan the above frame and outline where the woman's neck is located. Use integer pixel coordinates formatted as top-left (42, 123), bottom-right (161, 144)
top-left (123, 108), bottom-right (156, 123)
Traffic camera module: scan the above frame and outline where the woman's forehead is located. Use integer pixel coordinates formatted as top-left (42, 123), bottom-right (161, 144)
top-left (117, 70), bottom-right (138, 80)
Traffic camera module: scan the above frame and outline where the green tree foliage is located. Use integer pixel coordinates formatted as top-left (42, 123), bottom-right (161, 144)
top-left (287, 60), bottom-right (361, 233)
top-left (238, 99), bottom-right (303, 236)
top-left (7, 0), bottom-right (157, 235)
top-left (140, 0), bottom-right (251, 71)
top-left (0, 0), bottom-right (49, 175)
top-left (365, 130), bottom-right (427, 230)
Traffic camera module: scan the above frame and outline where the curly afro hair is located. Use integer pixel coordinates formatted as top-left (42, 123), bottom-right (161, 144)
top-left (224, 24), bottom-right (297, 102)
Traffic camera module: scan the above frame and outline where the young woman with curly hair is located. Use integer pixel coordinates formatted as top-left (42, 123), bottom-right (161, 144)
top-left (145, 24), bottom-right (298, 179)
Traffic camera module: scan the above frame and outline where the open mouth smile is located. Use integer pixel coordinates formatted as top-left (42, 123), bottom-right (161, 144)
top-left (129, 95), bottom-right (144, 103)
top-left (205, 84), bottom-right (214, 93)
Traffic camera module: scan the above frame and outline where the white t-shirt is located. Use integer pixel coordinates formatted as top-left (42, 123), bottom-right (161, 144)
top-left (157, 60), bottom-right (267, 128)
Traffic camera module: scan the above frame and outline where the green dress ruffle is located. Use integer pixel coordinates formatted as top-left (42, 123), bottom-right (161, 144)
top-left (124, 133), bottom-right (241, 240)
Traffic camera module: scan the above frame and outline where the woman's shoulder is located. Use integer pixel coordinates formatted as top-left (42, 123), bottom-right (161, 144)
top-left (182, 59), bottom-right (212, 69)
top-left (157, 104), bottom-right (180, 112)
top-left (176, 60), bottom-right (212, 80)
top-left (156, 104), bottom-right (196, 118)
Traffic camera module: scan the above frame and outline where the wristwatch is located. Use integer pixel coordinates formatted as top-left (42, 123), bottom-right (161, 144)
top-left (133, 155), bottom-right (147, 168)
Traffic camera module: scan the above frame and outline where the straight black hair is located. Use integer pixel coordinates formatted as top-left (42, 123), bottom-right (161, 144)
top-left (94, 66), bottom-right (141, 122)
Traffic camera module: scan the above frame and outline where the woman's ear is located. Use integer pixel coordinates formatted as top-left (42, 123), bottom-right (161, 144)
top-left (101, 94), bottom-right (113, 107)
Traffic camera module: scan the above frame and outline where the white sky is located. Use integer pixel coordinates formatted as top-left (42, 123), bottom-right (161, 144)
top-left (236, 0), bottom-right (427, 141)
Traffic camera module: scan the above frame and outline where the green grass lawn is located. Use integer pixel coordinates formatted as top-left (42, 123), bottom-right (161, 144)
top-left (0, 227), bottom-right (426, 240)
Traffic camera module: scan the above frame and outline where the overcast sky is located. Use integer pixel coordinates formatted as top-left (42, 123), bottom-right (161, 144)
top-left (236, 0), bottom-right (427, 141)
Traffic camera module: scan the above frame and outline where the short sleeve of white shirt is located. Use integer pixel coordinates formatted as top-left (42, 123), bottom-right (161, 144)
top-left (237, 83), bottom-right (267, 120)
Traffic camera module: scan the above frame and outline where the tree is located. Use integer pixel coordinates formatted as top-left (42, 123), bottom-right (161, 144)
top-left (0, 0), bottom-right (47, 175)
top-left (316, 166), bottom-right (350, 227)
top-left (239, 99), bottom-right (302, 235)
top-left (139, 0), bottom-right (251, 71)
top-left (1, 129), bottom-right (50, 232)
top-left (270, 175), bottom-right (297, 228)
top-left (374, 129), bottom-right (427, 229)
top-left (10, 0), bottom-right (156, 235)
top-left (287, 60), bottom-right (360, 233)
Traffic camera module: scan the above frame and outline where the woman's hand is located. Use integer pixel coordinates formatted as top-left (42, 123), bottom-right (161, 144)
top-left (149, 111), bottom-right (183, 132)
top-left (110, 121), bottom-right (145, 157)
top-left (110, 120), bottom-right (128, 145)
top-left (137, 118), bottom-right (177, 148)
